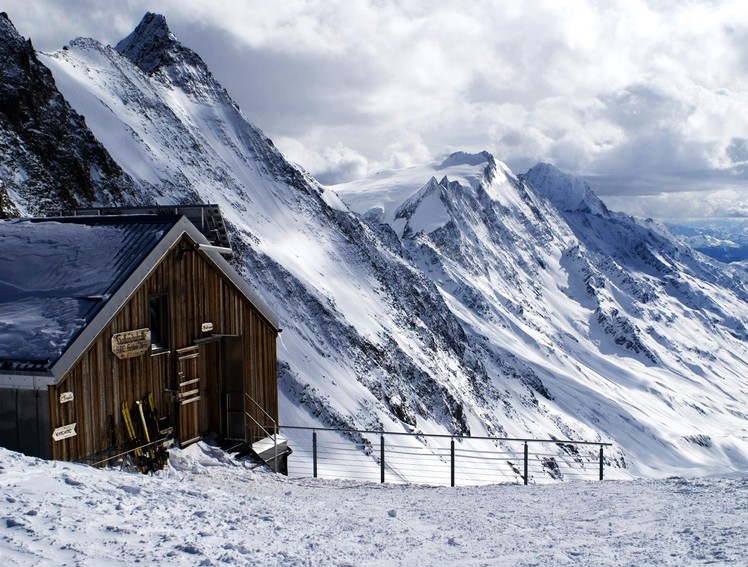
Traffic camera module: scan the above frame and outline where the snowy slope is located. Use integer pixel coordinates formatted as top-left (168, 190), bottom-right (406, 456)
top-left (0, 14), bottom-right (144, 217)
top-left (6, 12), bottom-right (745, 481)
top-left (1, 443), bottom-right (747, 566)
top-left (337, 153), bottom-right (748, 477)
top-left (525, 162), bottom-right (609, 215)
top-left (40, 15), bottom-right (527, 474)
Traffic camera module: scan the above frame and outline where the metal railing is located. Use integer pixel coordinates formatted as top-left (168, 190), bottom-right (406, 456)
top-left (245, 392), bottom-right (278, 468)
top-left (227, 392), bottom-right (288, 471)
top-left (279, 425), bottom-right (611, 486)
top-left (242, 392), bottom-right (278, 442)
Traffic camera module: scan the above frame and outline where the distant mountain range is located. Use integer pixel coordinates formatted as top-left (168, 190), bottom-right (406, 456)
top-left (2, 12), bottom-right (748, 480)
top-left (667, 219), bottom-right (748, 264)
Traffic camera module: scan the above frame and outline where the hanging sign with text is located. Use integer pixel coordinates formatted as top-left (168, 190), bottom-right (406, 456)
top-left (52, 423), bottom-right (77, 442)
top-left (111, 328), bottom-right (151, 360)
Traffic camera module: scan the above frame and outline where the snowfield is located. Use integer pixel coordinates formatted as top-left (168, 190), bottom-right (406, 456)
top-left (1, 444), bottom-right (746, 566)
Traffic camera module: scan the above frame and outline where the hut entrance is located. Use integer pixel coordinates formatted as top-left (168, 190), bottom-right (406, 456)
top-left (219, 336), bottom-right (246, 441)
top-left (195, 335), bottom-right (246, 443)
top-left (176, 345), bottom-right (201, 446)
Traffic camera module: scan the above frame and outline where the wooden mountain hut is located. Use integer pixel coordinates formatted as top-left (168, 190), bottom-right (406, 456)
top-left (0, 207), bottom-right (286, 471)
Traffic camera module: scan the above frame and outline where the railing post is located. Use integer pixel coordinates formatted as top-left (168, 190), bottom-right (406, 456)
top-left (312, 430), bottom-right (318, 478)
top-left (523, 442), bottom-right (529, 485)
top-left (273, 423), bottom-right (278, 472)
top-left (450, 438), bottom-right (455, 487)
top-left (599, 445), bottom-right (604, 481)
top-left (380, 435), bottom-right (385, 484)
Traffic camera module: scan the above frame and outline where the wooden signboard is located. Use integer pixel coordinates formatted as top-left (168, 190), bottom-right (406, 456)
top-left (59, 392), bottom-right (74, 404)
top-left (111, 328), bottom-right (152, 359)
top-left (53, 423), bottom-right (77, 441)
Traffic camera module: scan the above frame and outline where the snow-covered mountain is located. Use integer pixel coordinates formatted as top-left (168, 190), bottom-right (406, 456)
top-left (337, 156), bottom-right (748, 476)
top-left (667, 219), bottom-right (748, 264)
top-left (0, 13), bottom-right (147, 217)
top-left (3, 13), bottom-right (748, 480)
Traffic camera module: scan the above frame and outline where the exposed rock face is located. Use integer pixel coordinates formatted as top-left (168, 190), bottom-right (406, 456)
top-left (115, 12), bottom-right (181, 74)
top-left (3, 11), bottom-right (748, 479)
top-left (0, 13), bottom-right (137, 216)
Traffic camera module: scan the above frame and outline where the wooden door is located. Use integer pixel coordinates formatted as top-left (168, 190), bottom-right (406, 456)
top-left (200, 340), bottom-right (221, 437)
top-left (176, 345), bottom-right (201, 447)
top-left (221, 336), bottom-right (245, 441)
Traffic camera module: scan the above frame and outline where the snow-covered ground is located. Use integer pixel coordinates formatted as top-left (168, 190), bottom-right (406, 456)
top-left (1, 443), bottom-right (746, 566)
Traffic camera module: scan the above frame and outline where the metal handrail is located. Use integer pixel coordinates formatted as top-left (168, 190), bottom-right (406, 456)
top-left (276, 425), bottom-right (611, 485)
top-left (242, 392), bottom-right (280, 471)
top-left (223, 392), bottom-right (277, 440)
top-left (277, 424), bottom-right (612, 446)
top-left (243, 407), bottom-right (275, 442)
top-left (244, 392), bottom-right (278, 434)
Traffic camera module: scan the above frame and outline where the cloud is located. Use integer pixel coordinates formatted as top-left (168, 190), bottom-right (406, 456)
top-left (310, 143), bottom-right (370, 186)
top-left (8, 0), bottom-right (748, 219)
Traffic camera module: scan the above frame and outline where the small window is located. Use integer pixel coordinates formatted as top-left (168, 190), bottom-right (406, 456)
top-left (149, 294), bottom-right (170, 351)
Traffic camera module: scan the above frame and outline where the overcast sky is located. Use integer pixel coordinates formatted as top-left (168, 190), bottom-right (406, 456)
top-left (8, 0), bottom-right (748, 219)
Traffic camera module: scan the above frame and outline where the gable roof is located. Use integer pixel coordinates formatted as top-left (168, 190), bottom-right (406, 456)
top-left (0, 215), bottom-right (279, 386)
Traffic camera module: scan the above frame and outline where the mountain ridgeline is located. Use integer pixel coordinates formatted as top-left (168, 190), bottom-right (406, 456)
top-left (2, 12), bottom-right (747, 479)
top-left (0, 13), bottom-right (145, 217)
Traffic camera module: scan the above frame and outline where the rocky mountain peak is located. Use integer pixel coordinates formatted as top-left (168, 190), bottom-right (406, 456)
top-left (0, 13), bottom-right (135, 215)
top-left (1, 11), bottom-right (42, 99)
top-left (524, 162), bottom-right (609, 216)
top-left (115, 12), bottom-right (177, 74)
top-left (115, 13), bottom-right (226, 102)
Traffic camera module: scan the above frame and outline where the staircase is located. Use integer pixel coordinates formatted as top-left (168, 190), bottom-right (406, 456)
top-left (232, 392), bottom-right (291, 474)
top-left (251, 434), bottom-right (290, 474)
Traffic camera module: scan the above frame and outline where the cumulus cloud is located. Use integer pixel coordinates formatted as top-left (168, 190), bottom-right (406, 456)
top-left (9, 0), bottom-right (748, 219)
top-left (313, 144), bottom-right (370, 185)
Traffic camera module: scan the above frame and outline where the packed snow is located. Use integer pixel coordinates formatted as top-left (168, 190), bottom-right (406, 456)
top-left (2, 443), bottom-right (747, 566)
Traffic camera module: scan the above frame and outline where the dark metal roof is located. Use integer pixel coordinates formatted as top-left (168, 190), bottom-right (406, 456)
top-left (0, 215), bottom-right (178, 371)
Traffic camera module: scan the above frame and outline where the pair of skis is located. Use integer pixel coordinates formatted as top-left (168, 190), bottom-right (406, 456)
top-left (121, 393), bottom-right (169, 473)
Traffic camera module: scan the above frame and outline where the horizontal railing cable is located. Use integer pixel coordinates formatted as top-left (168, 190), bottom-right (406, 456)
top-left (281, 425), bottom-right (610, 486)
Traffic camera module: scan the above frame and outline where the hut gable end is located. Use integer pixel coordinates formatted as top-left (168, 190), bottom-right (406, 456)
top-left (0, 214), bottom-right (279, 463)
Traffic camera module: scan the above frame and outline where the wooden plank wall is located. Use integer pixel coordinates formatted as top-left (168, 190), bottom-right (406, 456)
top-left (244, 298), bottom-right (279, 441)
top-left (49, 233), bottom-right (279, 462)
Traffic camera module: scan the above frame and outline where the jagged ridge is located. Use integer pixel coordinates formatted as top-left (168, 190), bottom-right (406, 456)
top-left (0, 12), bottom-right (140, 216)
top-left (2, 12), bottom-right (748, 480)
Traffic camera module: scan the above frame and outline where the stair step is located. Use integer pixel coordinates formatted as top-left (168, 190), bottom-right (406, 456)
top-left (252, 435), bottom-right (290, 472)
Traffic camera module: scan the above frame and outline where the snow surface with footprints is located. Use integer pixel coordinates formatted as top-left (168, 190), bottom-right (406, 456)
top-left (1, 443), bottom-right (746, 566)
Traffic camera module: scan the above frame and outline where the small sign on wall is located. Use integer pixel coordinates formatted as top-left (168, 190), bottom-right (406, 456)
top-left (111, 328), bottom-right (151, 359)
top-left (59, 392), bottom-right (74, 404)
top-left (201, 322), bottom-right (214, 332)
top-left (52, 423), bottom-right (77, 441)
